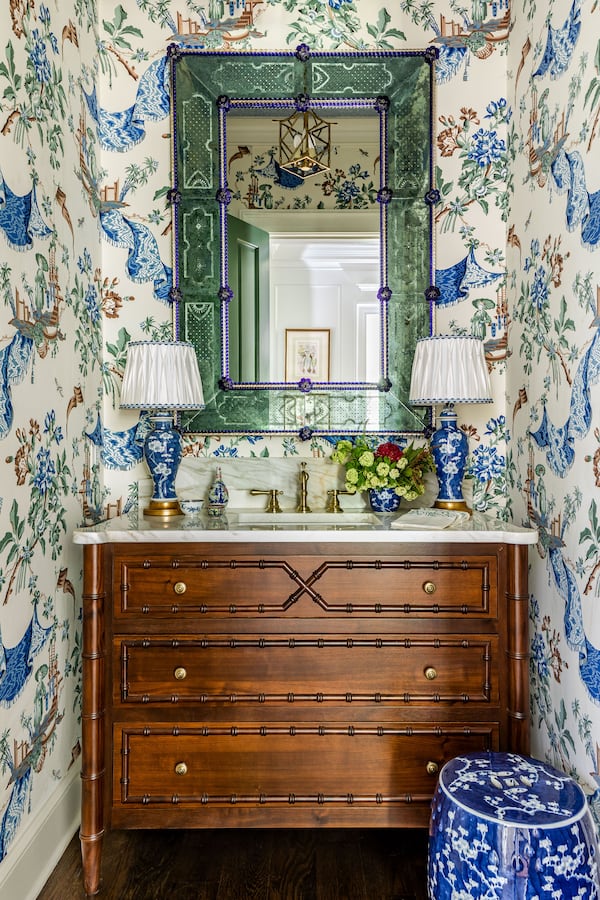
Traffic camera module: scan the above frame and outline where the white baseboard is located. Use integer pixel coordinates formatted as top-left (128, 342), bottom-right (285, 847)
top-left (0, 765), bottom-right (81, 900)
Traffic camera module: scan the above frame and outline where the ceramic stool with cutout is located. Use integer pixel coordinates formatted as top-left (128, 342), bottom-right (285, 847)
top-left (428, 750), bottom-right (600, 899)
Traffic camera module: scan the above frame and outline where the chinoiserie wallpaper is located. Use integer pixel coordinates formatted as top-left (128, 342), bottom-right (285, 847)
top-left (0, 0), bottom-right (598, 884)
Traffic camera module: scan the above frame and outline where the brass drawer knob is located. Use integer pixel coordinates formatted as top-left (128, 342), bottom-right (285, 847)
top-left (174, 667), bottom-right (187, 681)
top-left (175, 762), bottom-right (188, 776)
top-left (426, 761), bottom-right (439, 776)
top-left (423, 581), bottom-right (436, 595)
top-left (424, 666), bottom-right (437, 681)
top-left (173, 581), bottom-right (187, 595)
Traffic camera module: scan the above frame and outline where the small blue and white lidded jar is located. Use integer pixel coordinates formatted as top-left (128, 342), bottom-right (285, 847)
top-left (207, 466), bottom-right (229, 517)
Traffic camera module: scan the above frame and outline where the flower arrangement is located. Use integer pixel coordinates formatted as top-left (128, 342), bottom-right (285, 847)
top-left (331, 439), bottom-right (434, 501)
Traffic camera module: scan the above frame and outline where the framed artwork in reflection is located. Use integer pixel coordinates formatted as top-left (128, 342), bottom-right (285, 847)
top-left (285, 329), bottom-right (330, 382)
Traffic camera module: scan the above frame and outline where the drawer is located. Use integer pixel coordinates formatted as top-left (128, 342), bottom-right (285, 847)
top-left (113, 556), bottom-right (308, 619)
top-left (114, 722), bottom-right (498, 808)
top-left (305, 557), bottom-right (497, 617)
top-left (115, 635), bottom-right (498, 705)
top-left (113, 553), bottom-right (497, 620)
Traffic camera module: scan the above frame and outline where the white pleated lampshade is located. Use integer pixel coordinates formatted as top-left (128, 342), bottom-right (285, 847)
top-left (409, 335), bottom-right (492, 405)
top-left (120, 341), bottom-right (204, 410)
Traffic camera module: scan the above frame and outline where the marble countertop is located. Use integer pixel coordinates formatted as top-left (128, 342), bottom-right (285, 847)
top-left (73, 509), bottom-right (538, 546)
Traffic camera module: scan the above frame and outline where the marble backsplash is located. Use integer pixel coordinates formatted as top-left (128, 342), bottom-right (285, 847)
top-left (135, 456), bottom-right (442, 513)
top-left (178, 456), bottom-right (355, 511)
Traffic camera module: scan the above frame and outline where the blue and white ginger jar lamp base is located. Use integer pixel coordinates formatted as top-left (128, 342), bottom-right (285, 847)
top-left (430, 405), bottom-right (470, 513)
top-left (143, 414), bottom-right (184, 517)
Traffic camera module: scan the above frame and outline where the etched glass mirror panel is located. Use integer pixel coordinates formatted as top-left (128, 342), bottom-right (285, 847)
top-left (170, 46), bottom-right (436, 436)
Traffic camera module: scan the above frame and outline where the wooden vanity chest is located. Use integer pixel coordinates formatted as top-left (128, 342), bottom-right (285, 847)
top-left (77, 527), bottom-right (532, 895)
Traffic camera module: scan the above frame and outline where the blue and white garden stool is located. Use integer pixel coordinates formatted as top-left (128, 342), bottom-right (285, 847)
top-left (428, 751), bottom-right (600, 899)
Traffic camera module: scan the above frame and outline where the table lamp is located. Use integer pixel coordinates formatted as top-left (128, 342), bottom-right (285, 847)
top-left (409, 334), bottom-right (492, 512)
top-left (120, 340), bottom-right (204, 517)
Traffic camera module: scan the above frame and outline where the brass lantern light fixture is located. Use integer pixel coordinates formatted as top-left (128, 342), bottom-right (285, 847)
top-left (279, 94), bottom-right (333, 179)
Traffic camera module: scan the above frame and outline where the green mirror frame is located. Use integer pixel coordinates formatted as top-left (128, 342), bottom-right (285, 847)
top-left (169, 44), bottom-right (437, 438)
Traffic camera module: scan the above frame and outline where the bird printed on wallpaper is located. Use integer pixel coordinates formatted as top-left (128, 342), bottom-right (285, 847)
top-left (513, 387), bottom-right (528, 423)
top-left (229, 145), bottom-right (250, 170)
top-left (8, 243), bottom-right (65, 366)
top-left (9, 280), bottom-right (65, 363)
top-left (56, 568), bottom-right (75, 605)
top-left (65, 384), bottom-right (84, 435)
top-left (9, 307), bottom-right (61, 358)
top-left (507, 224), bottom-right (521, 253)
top-left (61, 19), bottom-right (79, 51)
top-left (66, 385), bottom-right (84, 418)
top-left (532, 0), bottom-right (582, 80)
top-left (526, 85), bottom-right (571, 189)
top-left (55, 186), bottom-right (74, 243)
top-left (515, 37), bottom-right (531, 92)
top-left (507, 224), bottom-right (523, 268)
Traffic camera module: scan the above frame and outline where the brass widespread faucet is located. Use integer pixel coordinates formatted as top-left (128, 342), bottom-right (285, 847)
top-left (250, 489), bottom-right (282, 513)
top-left (326, 488), bottom-right (353, 513)
top-left (296, 461), bottom-right (311, 513)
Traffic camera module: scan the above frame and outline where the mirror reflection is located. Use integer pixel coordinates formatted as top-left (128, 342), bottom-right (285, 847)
top-left (170, 46), bottom-right (436, 436)
top-left (226, 107), bottom-right (382, 387)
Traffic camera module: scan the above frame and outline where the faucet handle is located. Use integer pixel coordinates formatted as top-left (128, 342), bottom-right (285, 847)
top-left (250, 489), bottom-right (283, 513)
top-left (326, 489), bottom-right (352, 513)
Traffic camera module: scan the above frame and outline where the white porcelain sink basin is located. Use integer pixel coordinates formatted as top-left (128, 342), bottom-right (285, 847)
top-left (231, 511), bottom-right (381, 528)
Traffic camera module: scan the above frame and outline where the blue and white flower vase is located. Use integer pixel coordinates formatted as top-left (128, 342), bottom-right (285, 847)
top-left (207, 466), bottom-right (229, 517)
top-left (368, 487), bottom-right (401, 513)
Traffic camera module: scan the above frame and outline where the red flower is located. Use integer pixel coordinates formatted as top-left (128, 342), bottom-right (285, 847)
top-left (375, 442), bottom-right (403, 462)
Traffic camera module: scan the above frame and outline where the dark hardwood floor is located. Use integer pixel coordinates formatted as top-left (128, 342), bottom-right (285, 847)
top-left (37, 828), bottom-right (429, 899)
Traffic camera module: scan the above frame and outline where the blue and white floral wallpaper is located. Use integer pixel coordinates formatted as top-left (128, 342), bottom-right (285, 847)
top-left (0, 0), bottom-right (598, 882)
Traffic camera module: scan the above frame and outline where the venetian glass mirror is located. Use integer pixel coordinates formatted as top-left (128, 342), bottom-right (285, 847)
top-left (170, 45), bottom-right (436, 437)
